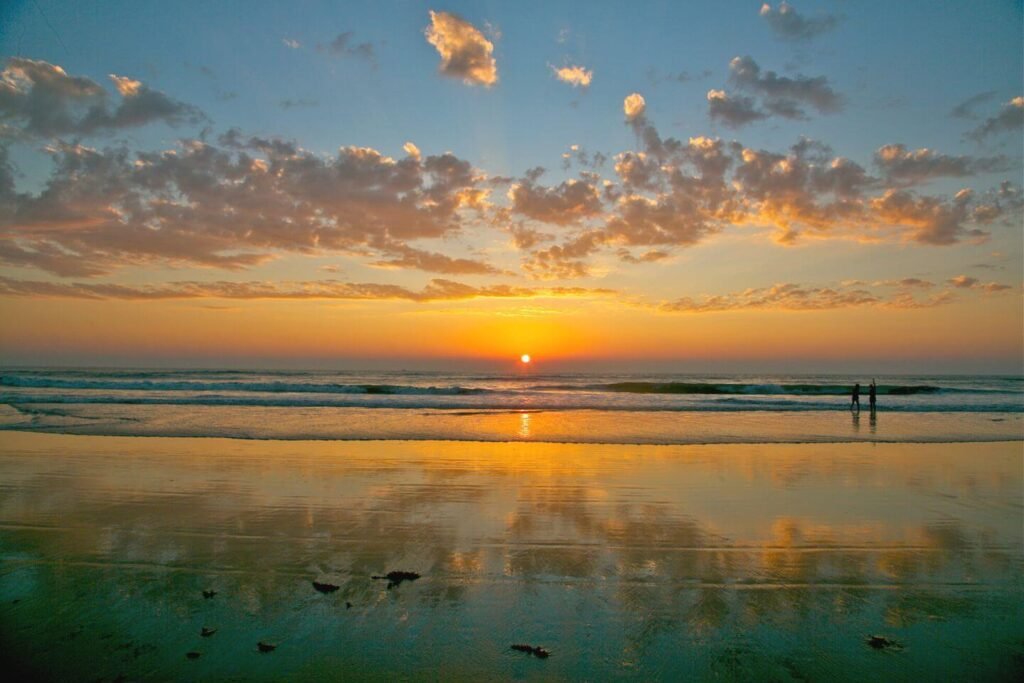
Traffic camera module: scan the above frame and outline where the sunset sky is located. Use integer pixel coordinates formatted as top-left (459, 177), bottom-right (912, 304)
top-left (0, 1), bottom-right (1021, 371)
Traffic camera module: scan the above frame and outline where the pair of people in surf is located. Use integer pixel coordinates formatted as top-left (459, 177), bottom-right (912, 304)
top-left (851, 380), bottom-right (876, 412)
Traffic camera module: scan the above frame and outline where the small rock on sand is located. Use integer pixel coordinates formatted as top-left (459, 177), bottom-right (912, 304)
top-left (511, 644), bottom-right (550, 659)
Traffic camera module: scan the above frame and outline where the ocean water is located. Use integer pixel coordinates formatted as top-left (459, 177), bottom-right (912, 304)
top-left (1, 368), bottom-right (1022, 443)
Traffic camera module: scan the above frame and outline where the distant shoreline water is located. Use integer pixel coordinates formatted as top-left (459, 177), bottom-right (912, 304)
top-left (0, 368), bottom-right (1021, 445)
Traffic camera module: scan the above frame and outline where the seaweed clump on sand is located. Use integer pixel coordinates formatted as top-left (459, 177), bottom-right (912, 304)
top-left (372, 571), bottom-right (421, 589)
top-left (312, 581), bottom-right (340, 594)
top-left (511, 644), bottom-right (550, 659)
top-left (866, 635), bottom-right (903, 651)
top-left (257, 641), bottom-right (277, 653)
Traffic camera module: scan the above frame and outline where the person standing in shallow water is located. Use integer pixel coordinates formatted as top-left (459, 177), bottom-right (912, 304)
top-left (869, 379), bottom-right (877, 412)
top-left (851, 382), bottom-right (861, 411)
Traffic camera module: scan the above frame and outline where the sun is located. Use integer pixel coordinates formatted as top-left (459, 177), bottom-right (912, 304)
top-left (520, 354), bottom-right (531, 364)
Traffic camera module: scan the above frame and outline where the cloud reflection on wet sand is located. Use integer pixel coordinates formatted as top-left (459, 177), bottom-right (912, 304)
top-left (0, 433), bottom-right (1021, 680)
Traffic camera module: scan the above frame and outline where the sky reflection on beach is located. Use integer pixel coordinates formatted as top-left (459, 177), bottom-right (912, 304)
top-left (0, 433), bottom-right (1021, 679)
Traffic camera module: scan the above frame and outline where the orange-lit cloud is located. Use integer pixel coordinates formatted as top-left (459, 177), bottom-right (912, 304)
top-left (623, 93), bottom-right (646, 120)
top-left (660, 281), bottom-right (962, 313)
top-left (551, 64), bottom-right (592, 88)
top-left (0, 275), bottom-right (613, 302)
top-left (424, 11), bottom-right (498, 87)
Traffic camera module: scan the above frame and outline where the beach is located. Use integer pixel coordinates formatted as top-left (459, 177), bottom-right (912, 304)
top-left (1, 431), bottom-right (1021, 680)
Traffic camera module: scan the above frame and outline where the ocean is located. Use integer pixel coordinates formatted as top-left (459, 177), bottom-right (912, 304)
top-left (1, 368), bottom-right (1021, 443)
top-left (1, 371), bottom-right (1022, 679)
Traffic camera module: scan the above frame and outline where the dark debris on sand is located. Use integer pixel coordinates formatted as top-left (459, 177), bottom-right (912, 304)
top-left (186, 651), bottom-right (201, 660)
top-left (372, 571), bottom-right (421, 589)
top-left (257, 641), bottom-right (277, 653)
top-left (511, 644), bottom-right (550, 659)
top-left (312, 581), bottom-right (340, 594)
top-left (202, 590), bottom-right (217, 599)
top-left (866, 635), bottom-right (903, 651)
top-left (200, 627), bottom-right (216, 637)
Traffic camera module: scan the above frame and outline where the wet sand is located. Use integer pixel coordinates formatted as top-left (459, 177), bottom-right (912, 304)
top-left (0, 432), bottom-right (1022, 680)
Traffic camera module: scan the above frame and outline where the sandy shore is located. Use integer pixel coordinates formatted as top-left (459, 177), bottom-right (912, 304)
top-left (1, 432), bottom-right (1022, 680)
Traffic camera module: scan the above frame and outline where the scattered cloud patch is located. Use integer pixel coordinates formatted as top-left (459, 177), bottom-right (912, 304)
top-left (279, 98), bottom-right (319, 109)
top-left (759, 2), bottom-right (839, 41)
top-left (424, 11), bottom-right (498, 87)
top-left (968, 96), bottom-right (1024, 140)
top-left (875, 144), bottom-right (1009, 184)
top-left (0, 275), bottom-right (611, 303)
top-left (0, 58), bottom-right (204, 138)
top-left (707, 89), bottom-right (766, 127)
top-left (729, 56), bottom-right (842, 118)
top-left (317, 32), bottom-right (376, 64)
top-left (950, 91), bottom-right (998, 120)
top-left (661, 280), bottom-right (953, 313)
top-left (551, 64), bottom-right (592, 88)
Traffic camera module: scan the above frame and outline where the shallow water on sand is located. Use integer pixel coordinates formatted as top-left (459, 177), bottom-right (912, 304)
top-left (0, 432), bottom-right (1022, 680)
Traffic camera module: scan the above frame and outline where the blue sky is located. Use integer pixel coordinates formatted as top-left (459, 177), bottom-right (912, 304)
top-left (0, 1), bottom-right (1021, 368)
top-left (4, 0), bottom-right (1020, 181)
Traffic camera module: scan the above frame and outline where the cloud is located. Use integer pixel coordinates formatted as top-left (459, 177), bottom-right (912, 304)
top-left (509, 174), bottom-right (603, 226)
top-left (370, 241), bottom-right (503, 275)
top-left (551, 64), bottom-right (592, 88)
top-left (660, 280), bottom-right (954, 313)
top-left (0, 275), bottom-right (612, 303)
top-left (403, 141), bottom-right (421, 159)
top-left (561, 144), bottom-right (607, 170)
top-left (968, 96), bottom-right (1024, 140)
top-left (424, 11), bottom-right (498, 87)
top-left (0, 133), bottom-right (496, 277)
top-left (522, 229), bottom-right (607, 279)
top-left (950, 91), bottom-right (998, 120)
top-left (282, 38), bottom-right (301, 49)
top-left (317, 32), bottom-right (376, 64)
top-left (759, 2), bottom-right (839, 41)
top-left (279, 98), bottom-right (319, 109)
top-left (646, 68), bottom-right (713, 85)
top-left (874, 144), bottom-right (1009, 184)
top-left (623, 93), bottom-right (646, 121)
top-left (0, 58), bottom-right (204, 138)
top-left (947, 274), bottom-right (1012, 292)
top-left (706, 89), bottom-right (766, 127)
top-left (728, 56), bottom-right (843, 118)
top-left (870, 188), bottom-right (983, 245)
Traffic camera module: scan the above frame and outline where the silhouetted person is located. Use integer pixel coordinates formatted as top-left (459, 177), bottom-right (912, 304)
top-left (869, 379), bottom-right (877, 412)
top-left (851, 382), bottom-right (860, 411)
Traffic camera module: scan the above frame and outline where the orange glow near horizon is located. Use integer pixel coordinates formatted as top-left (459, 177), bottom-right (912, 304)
top-left (0, 292), bottom-right (1021, 370)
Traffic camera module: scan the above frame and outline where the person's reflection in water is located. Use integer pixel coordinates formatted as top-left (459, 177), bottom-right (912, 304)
top-left (852, 409), bottom-right (860, 433)
top-left (869, 409), bottom-right (877, 434)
